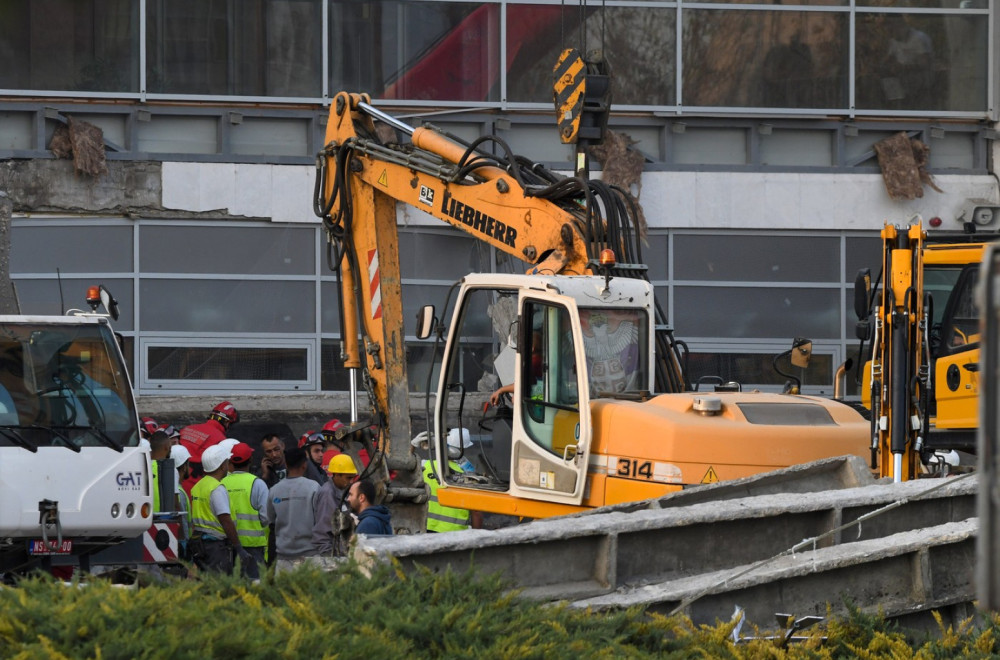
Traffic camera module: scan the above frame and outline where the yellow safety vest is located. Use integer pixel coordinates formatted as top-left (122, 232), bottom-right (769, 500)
top-left (222, 471), bottom-right (268, 548)
top-left (151, 459), bottom-right (161, 512)
top-left (424, 460), bottom-right (470, 532)
top-left (191, 475), bottom-right (225, 539)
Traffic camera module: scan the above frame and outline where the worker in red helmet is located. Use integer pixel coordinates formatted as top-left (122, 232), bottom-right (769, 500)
top-left (178, 401), bottom-right (239, 495)
top-left (140, 417), bottom-right (159, 441)
top-left (297, 430), bottom-right (329, 486)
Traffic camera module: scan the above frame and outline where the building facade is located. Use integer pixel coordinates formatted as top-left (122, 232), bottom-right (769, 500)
top-left (0, 0), bottom-right (997, 417)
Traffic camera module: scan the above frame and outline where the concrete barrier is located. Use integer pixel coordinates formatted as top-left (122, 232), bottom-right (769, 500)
top-left (353, 467), bottom-right (976, 628)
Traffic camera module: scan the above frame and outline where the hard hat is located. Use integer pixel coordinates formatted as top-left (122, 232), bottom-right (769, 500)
top-left (158, 424), bottom-right (180, 439)
top-left (327, 453), bottom-right (358, 475)
top-left (230, 442), bottom-right (253, 466)
top-left (218, 438), bottom-right (240, 454)
top-left (210, 401), bottom-right (239, 425)
top-left (322, 418), bottom-right (345, 435)
top-left (170, 444), bottom-right (191, 467)
top-left (320, 448), bottom-right (339, 472)
top-left (140, 417), bottom-right (158, 437)
top-left (298, 430), bottom-right (323, 448)
top-left (201, 444), bottom-right (232, 473)
top-left (447, 428), bottom-right (472, 449)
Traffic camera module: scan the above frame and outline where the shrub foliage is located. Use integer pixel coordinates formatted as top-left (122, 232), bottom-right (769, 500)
top-left (0, 563), bottom-right (998, 659)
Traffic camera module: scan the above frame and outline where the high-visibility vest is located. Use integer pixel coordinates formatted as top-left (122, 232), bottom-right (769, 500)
top-left (151, 459), bottom-right (161, 512)
top-left (222, 471), bottom-right (268, 548)
top-left (191, 475), bottom-right (225, 539)
top-left (424, 460), bottom-right (470, 532)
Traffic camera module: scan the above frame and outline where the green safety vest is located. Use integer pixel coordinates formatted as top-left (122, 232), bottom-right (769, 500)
top-left (424, 460), bottom-right (470, 533)
top-left (151, 459), bottom-right (161, 512)
top-left (221, 471), bottom-right (268, 548)
top-left (191, 475), bottom-right (225, 539)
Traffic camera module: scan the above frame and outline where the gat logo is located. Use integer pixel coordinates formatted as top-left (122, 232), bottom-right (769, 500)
top-left (116, 472), bottom-right (143, 489)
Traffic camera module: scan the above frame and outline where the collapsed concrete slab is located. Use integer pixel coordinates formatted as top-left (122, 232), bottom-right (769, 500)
top-left (353, 463), bottom-right (976, 628)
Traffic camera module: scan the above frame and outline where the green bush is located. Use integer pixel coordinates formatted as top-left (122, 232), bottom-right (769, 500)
top-left (0, 563), bottom-right (998, 659)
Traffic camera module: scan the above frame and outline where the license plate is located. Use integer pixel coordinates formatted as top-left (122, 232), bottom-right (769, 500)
top-left (28, 539), bottom-right (73, 555)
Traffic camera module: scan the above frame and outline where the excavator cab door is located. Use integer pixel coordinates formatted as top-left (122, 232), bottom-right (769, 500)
top-left (934, 265), bottom-right (981, 429)
top-left (507, 292), bottom-right (593, 505)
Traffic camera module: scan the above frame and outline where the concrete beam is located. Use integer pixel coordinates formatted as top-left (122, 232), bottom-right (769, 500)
top-left (354, 473), bottom-right (976, 627)
top-left (577, 519), bottom-right (976, 629)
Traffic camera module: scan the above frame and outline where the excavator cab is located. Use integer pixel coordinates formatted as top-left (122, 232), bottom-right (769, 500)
top-left (432, 273), bottom-right (654, 516)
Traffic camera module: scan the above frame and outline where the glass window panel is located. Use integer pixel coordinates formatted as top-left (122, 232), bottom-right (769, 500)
top-left (139, 279), bottom-right (314, 333)
top-left (845, 235), bottom-right (881, 283)
top-left (402, 284), bottom-right (454, 337)
top-left (137, 116), bottom-right (217, 154)
top-left (76, 114), bottom-right (127, 148)
top-left (683, 10), bottom-right (848, 109)
top-left (406, 341), bottom-right (443, 393)
top-left (621, 126), bottom-right (662, 163)
top-left (687, 351), bottom-right (834, 388)
top-left (855, 14), bottom-right (988, 112)
top-left (321, 339), bottom-right (351, 391)
top-left (844, 130), bottom-right (897, 166)
top-left (398, 230), bottom-right (486, 279)
top-left (760, 130), bottom-right (834, 167)
top-left (674, 235), bottom-right (840, 282)
top-left (0, 113), bottom-right (33, 150)
top-left (11, 224), bottom-right (133, 273)
top-left (13, 278), bottom-right (134, 331)
top-left (644, 232), bottom-right (670, 281)
top-left (674, 287), bottom-right (841, 339)
top-left (697, 0), bottom-right (846, 4)
top-left (321, 282), bottom-right (455, 337)
top-left (927, 132), bottom-right (975, 170)
top-left (506, 5), bottom-right (675, 106)
top-left (497, 125), bottom-right (572, 165)
top-left (857, 0), bottom-right (986, 9)
top-left (231, 118), bottom-right (309, 157)
top-left (140, 225), bottom-right (315, 275)
top-left (673, 128), bottom-right (747, 165)
top-left (332, 2), bottom-right (498, 103)
top-left (0, 0), bottom-right (138, 93)
top-left (147, 0), bottom-right (322, 97)
top-left (320, 282), bottom-right (341, 335)
top-left (147, 346), bottom-right (307, 381)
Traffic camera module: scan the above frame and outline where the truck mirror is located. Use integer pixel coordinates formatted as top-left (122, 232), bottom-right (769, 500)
top-left (99, 285), bottom-right (120, 321)
top-left (415, 305), bottom-right (435, 340)
top-left (853, 268), bottom-right (871, 321)
top-left (855, 320), bottom-right (871, 341)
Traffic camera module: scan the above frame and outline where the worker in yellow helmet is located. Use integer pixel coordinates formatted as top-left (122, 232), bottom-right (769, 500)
top-left (313, 452), bottom-right (358, 557)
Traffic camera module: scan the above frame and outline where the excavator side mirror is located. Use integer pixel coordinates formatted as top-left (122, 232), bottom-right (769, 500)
top-left (789, 337), bottom-right (812, 369)
top-left (415, 305), bottom-right (435, 340)
top-left (853, 268), bottom-right (872, 321)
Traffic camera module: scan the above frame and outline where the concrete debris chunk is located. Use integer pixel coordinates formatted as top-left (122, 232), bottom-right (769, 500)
top-left (48, 116), bottom-right (109, 179)
top-left (874, 131), bottom-right (942, 201)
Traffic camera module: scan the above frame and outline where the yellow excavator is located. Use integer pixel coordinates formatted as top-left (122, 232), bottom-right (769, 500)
top-left (314, 92), bottom-right (870, 531)
top-left (855, 220), bottom-right (996, 481)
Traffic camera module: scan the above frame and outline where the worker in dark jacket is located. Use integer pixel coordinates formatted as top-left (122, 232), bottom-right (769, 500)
top-left (346, 479), bottom-right (392, 536)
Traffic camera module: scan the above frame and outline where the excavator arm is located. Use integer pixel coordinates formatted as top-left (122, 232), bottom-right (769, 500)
top-left (865, 223), bottom-right (929, 481)
top-left (313, 93), bottom-right (686, 530)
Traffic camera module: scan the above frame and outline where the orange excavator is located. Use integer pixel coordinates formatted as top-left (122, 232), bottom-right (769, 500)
top-left (314, 92), bottom-right (870, 531)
